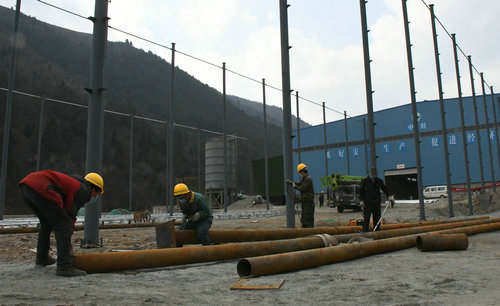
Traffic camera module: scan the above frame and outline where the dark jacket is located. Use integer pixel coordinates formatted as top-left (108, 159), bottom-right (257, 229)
top-left (294, 175), bottom-right (315, 203)
top-left (19, 170), bottom-right (92, 221)
top-left (359, 176), bottom-right (390, 205)
top-left (179, 192), bottom-right (213, 220)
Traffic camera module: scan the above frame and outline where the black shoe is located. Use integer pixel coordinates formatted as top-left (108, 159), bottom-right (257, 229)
top-left (56, 267), bottom-right (87, 277)
top-left (35, 257), bottom-right (57, 267)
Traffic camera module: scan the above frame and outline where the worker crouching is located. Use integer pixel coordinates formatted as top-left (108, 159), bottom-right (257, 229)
top-left (18, 170), bottom-right (104, 277)
top-left (174, 183), bottom-right (213, 245)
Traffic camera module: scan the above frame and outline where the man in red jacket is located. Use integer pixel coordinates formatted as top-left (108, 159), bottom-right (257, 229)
top-left (19, 170), bottom-right (103, 277)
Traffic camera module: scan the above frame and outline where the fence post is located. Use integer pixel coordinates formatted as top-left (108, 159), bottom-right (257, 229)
top-left (129, 111), bottom-right (134, 212)
top-left (262, 79), bottom-right (270, 210)
top-left (279, 0), bottom-right (295, 228)
top-left (480, 73), bottom-right (495, 191)
top-left (82, 0), bottom-right (109, 247)
top-left (468, 56), bottom-right (485, 191)
top-left (452, 34), bottom-right (474, 215)
top-left (0, 0), bottom-right (21, 220)
top-left (429, 4), bottom-right (453, 217)
top-left (36, 95), bottom-right (46, 171)
top-left (402, 0), bottom-right (425, 221)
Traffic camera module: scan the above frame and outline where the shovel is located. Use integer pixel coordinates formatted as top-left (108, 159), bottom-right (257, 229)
top-left (373, 203), bottom-right (390, 231)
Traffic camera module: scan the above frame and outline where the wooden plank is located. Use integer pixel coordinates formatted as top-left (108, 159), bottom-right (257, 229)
top-left (230, 278), bottom-right (285, 290)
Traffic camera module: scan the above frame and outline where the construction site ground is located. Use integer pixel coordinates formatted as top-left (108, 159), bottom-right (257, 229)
top-left (1, 194), bottom-right (500, 305)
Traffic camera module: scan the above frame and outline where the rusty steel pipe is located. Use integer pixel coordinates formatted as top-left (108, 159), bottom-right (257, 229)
top-left (0, 220), bottom-right (184, 235)
top-left (174, 216), bottom-right (488, 244)
top-left (237, 221), bottom-right (500, 277)
top-left (174, 226), bottom-right (361, 245)
top-left (416, 233), bottom-right (468, 251)
top-left (72, 234), bottom-right (339, 273)
top-left (333, 217), bottom-right (499, 243)
top-left (0, 216), bottom-right (486, 236)
top-left (72, 218), bottom-right (497, 273)
top-left (379, 216), bottom-right (488, 230)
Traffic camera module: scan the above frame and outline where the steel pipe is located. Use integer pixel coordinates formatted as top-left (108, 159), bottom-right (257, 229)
top-left (416, 233), bottom-right (468, 251)
top-left (174, 216), bottom-right (488, 244)
top-left (237, 221), bottom-right (500, 277)
top-left (72, 234), bottom-right (339, 273)
top-left (0, 216), bottom-right (487, 236)
top-left (0, 220), bottom-right (184, 235)
top-left (333, 217), bottom-right (499, 243)
top-left (174, 227), bottom-right (360, 245)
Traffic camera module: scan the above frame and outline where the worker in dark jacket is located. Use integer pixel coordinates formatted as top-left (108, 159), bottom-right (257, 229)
top-left (287, 163), bottom-right (315, 228)
top-left (174, 183), bottom-right (213, 245)
top-left (19, 170), bottom-right (104, 277)
top-left (319, 191), bottom-right (325, 207)
top-left (359, 172), bottom-right (393, 232)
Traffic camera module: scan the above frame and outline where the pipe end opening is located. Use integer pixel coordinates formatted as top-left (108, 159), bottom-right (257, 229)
top-left (237, 259), bottom-right (251, 278)
top-left (416, 236), bottom-right (423, 250)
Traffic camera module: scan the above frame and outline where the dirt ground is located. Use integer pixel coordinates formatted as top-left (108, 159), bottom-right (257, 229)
top-left (1, 194), bottom-right (499, 305)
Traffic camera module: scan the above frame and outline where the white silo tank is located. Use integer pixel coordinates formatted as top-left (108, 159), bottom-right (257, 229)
top-left (205, 136), bottom-right (237, 208)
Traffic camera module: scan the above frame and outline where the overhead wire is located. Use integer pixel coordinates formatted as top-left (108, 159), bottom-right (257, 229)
top-left (35, 0), bottom-right (351, 119)
top-left (420, 0), bottom-right (492, 88)
top-left (0, 87), bottom-right (247, 139)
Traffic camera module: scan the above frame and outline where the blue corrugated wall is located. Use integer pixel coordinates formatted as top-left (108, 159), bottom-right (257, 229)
top-left (293, 95), bottom-right (500, 191)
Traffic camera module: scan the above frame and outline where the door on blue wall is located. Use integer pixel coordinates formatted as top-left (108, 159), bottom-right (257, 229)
top-left (384, 168), bottom-right (418, 200)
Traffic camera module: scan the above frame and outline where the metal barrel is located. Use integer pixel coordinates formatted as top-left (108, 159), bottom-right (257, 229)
top-left (416, 233), bottom-right (468, 251)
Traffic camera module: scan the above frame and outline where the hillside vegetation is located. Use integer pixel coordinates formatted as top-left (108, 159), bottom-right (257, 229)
top-left (0, 6), bottom-right (307, 213)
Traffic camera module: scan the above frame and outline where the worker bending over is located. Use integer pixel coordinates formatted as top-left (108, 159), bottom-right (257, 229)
top-left (174, 183), bottom-right (213, 245)
top-left (287, 163), bottom-right (315, 228)
top-left (19, 170), bottom-right (104, 277)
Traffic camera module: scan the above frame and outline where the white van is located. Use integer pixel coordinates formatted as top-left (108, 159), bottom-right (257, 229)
top-left (423, 185), bottom-right (448, 199)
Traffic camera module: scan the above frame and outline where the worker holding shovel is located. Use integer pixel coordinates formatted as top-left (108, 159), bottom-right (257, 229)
top-left (359, 170), bottom-right (394, 232)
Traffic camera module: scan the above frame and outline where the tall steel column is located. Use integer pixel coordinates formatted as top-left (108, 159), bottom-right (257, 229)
top-left (491, 87), bottom-right (500, 183)
top-left (36, 95), bottom-right (46, 171)
top-left (0, 0), bottom-right (21, 220)
top-left (429, 4), bottom-right (453, 217)
top-left (480, 73), bottom-right (495, 191)
top-left (363, 118), bottom-right (369, 175)
top-left (402, 0), bottom-right (425, 221)
top-left (262, 79), bottom-right (270, 211)
top-left (359, 0), bottom-right (378, 178)
top-left (322, 102), bottom-right (328, 180)
top-left (83, 0), bottom-right (109, 246)
top-left (197, 127), bottom-right (202, 192)
top-left (468, 56), bottom-right (485, 191)
top-left (222, 62), bottom-right (228, 212)
top-left (452, 34), bottom-right (473, 214)
top-left (129, 111), bottom-right (134, 212)
top-left (279, 0), bottom-right (295, 228)
top-left (168, 43), bottom-right (176, 215)
top-left (295, 91), bottom-right (301, 163)
top-left (344, 111), bottom-right (350, 175)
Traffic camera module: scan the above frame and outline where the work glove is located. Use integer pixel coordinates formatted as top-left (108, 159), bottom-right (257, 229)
top-left (286, 179), bottom-right (293, 185)
top-left (360, 201), bottom-right (365, 209)
top-left (190, 212), bottom-right (201, 222)
top-left (388, 195), bottom-right (395, 208)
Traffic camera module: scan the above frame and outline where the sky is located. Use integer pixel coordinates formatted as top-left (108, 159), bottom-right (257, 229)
top-left (1, 0), bottom-right (499, 126)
